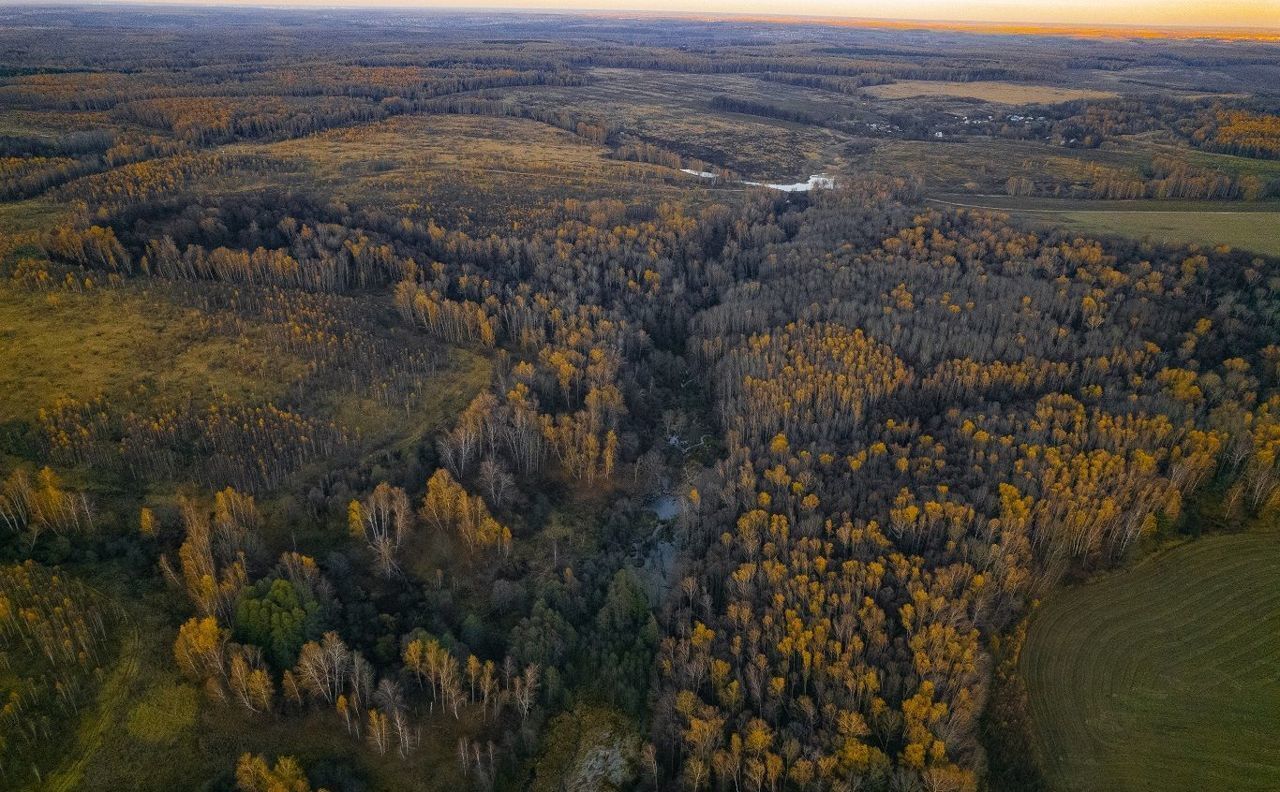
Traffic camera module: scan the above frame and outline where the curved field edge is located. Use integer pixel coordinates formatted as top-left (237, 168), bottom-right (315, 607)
top-left (1022, 529), bottom-right (1280, 792)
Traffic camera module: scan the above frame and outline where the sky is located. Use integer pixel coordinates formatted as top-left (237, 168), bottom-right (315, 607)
top-left (98, 0), bottom-right (1280, 30)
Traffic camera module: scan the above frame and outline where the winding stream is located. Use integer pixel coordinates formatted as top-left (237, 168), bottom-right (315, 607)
top-left (680, 169), bottom-right (835, 192)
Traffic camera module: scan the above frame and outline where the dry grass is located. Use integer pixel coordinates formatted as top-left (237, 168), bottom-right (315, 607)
top-left (263, 114), bottom-right (614, 178)
top-left (126, 682), bottom-right (200, 744)
top-left (864, 138), bottom-right (1140, 193)
top-left (243, 114), bottom-right (692, 231)
top-left (0, 108), bottom-right (113, 140)
top-left (0, 196), bottom-right (71, 233)
top-left (0, 285), bottom-right (295, 424)
top-left (865, 80), bottom-right (1116, 104)
top-left (499, 69), bottom-right (858, 180)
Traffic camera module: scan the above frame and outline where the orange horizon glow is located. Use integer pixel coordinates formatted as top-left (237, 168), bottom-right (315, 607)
top-left (94, 0), bottom-right (1280, 37)
top-left (595, 11), bottom-right (1280, 40)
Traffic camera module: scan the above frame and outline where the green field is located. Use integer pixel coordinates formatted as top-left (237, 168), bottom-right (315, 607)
top-left (1050, 210), bottom-right (1280, 257)
top-left (1023, 529), bottom-right (1280, 792)
top-left (930, 196), bottom-right (1280, 257)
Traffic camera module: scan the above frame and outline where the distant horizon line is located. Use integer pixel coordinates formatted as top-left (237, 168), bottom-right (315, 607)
top-left (5, 1), bottom-right (1280, 40)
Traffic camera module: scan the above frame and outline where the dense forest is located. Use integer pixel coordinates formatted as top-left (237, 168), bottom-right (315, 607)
top-left (0, 7), bottom-right (1278, 792)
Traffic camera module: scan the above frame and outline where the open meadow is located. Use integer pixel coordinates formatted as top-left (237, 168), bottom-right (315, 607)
top-left (928, 195), bottom-right (1280, 256)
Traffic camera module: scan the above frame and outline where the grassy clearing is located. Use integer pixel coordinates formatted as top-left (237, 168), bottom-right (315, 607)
top-left (1022, 529), bottom-right (1280, 792)
top-left (0, 196), bottom-right (70, 233)
top-left (1051, 209), bottom-right (1280, 257)
top-left (240, 113), bottom-right (693, 232)
top-left (867, 137), bottom-right (1280, 202)
top-left (261, 114), bottom-right (620, 183)
top-left (0, 285), bottom-right (293, 424)
top-left (1138, 140), bottom-right (1280, 183)
top-left (39, 581), bottom-right (471, 792)
top-left (502, 69), bottom-right (855, 179)
top-left (929, 195), bottom-right (1280, 257)
top-left (125, 681), bottom-right (200, 744)
top-left (0, 108), bottom-right (114, 141)
top-left (581, 68), bottom-right (863, 116)
top-left (44, 610), bottom-right (141, 792)
top-left (866, 138), bottom-right (1150, 194)
top-left (931, 195), bottom-right (1280, 213)
top-left (336, 345), bottom-right (493, 458)
top-left (865, 80), bottom-right (1116, 103)
top-left (572, 66), bottom-right (872, 129)
top-left (0, 278), bottom-right (483, 432)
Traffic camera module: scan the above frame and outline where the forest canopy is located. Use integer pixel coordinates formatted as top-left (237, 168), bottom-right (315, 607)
top-left (0, 7), bottom-right (1278, 792)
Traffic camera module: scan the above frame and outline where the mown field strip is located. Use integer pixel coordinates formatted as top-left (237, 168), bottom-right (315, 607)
top-left (1023, 530), bottom-right (1280, 792)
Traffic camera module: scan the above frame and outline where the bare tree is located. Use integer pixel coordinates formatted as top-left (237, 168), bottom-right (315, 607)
top-left (294, 631), bottom-right (350, 704)
top-left (349, 483), bottom-right (412, 578)
top-left (478, 457), bottom-right (514, 510)
top-left (513, 663), bottom-right (539, 720)
top-left (376, 678), bottom-right (413, 756)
